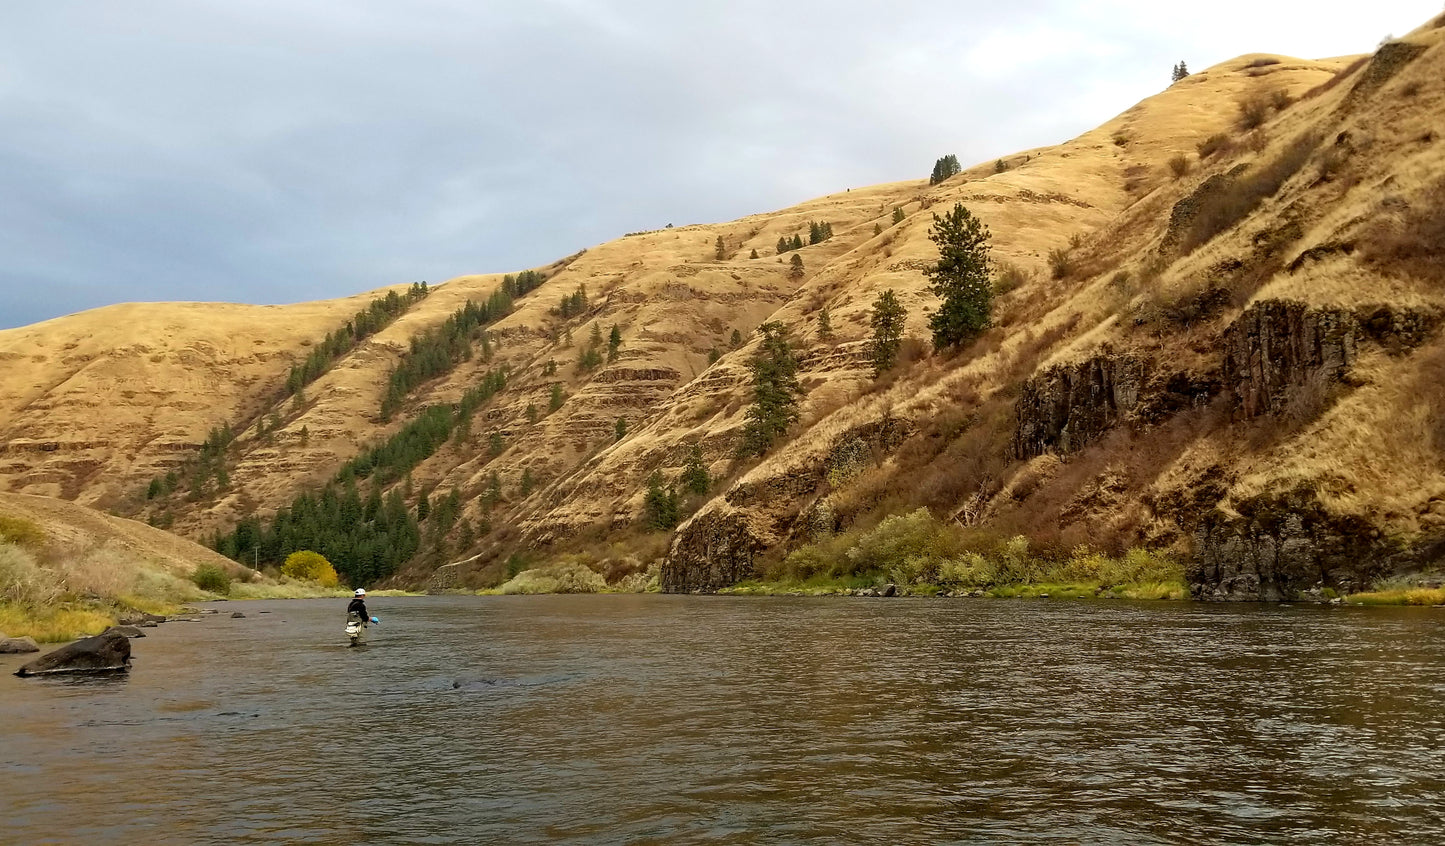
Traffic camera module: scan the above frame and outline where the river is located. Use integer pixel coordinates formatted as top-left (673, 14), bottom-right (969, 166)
top-left (3, 595), bottom-right (1444, 844)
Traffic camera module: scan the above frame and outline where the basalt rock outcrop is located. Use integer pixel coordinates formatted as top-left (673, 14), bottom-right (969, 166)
top-left (1013, 352), bottom-right (1150, 458)
top-left (661, 512), bottom-right (765, 593)
top-left (1221, 300), bottom-right (1438, 417)
top-left (1189, 489), bottom-right (1393, 601)
top-left (15, 631), bottom-right (132, 677)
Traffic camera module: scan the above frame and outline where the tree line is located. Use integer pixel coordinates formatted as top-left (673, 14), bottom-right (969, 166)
top-left (215, 368), bottom-right (509, 584)
top-left (286, 283), bottom-right (430, 399)
top-left (380, 271), bottom-right (543, 419)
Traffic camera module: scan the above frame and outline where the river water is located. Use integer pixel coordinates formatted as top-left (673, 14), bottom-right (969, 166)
top-left (3, 595), bottom-right (1444, 844)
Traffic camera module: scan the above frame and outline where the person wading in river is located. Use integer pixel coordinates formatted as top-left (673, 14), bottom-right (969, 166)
top-left (348, 588), bottom-right (372, 628)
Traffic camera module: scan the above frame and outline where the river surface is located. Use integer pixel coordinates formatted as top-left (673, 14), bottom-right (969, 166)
top-left (3, 596), bottom-right (1445, 844)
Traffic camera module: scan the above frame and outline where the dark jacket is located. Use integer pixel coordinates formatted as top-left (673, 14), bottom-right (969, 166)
top-left (347, 597), bottom-right (370, 622)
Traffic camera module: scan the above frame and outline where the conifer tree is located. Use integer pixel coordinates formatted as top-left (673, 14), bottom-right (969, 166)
top-left (615, 417), bottom-right (628, 441)
top-left (892, 207), bottom-right (906, 225)
top-left (925, 203), bottom-right (993, 350)
top-left (866, 288), bottom-right (907, 377)
top-left (790, 234), bottom-right (804, 251)
top-left (680, 444), bottom-right (710, 496)
top-left (1171, 61), bottom-right (1190, 83)
top-left (520, 468), bottom-right (534, 496)
top-left (730, 328), bottom-right (743, 348)
top-left (607, 324), bottom-right (622, 363)
top-left (549, 383), bottom-right (565, 412)
top-left (929, 154), bottom-right (961, 185)
top-left (777, 235), bottom-right (789, 255)
top-left (526, 403), bottom-right (538, 424)
top-left (873, 222), bottom-right (882, 236)
top-left (643, 471), bottom-right (681, 531)
top-left (817, 307), bottom-right (833, 342)
top-left (737, 322), bottom-right (801, 457)
top-left (715, 235), bottom-right (727, 260)
top-left (750, 248), bottom-right (758, 259)
top-left (789, 253), bottom-right (804, 279)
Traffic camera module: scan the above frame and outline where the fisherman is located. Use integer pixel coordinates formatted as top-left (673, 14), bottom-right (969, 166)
top-left (347, 588), bottom-right (372, 627)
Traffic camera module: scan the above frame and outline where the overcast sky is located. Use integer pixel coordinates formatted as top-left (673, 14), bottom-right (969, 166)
top-left (0, 1), bottom-right (1436, 329)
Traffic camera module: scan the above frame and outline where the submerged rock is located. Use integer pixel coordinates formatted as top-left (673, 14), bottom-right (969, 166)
top-left (102, 625), bottom-right (145, 638)
top-left (15, 632), bottom-right (131, 677)
top-left (0, 636), bottom-right (40, 654)
top-left (231, 612), bottom-right (245, 618)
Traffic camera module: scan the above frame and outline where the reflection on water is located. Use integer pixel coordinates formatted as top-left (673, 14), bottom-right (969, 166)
top-left (3, 596), bottom-right (1444, 844)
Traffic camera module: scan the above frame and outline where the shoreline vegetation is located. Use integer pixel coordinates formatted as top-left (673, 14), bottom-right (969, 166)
top-left (0, 515), bottom-right (413, 643)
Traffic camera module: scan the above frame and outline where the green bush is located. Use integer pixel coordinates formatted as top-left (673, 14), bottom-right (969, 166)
top-left (0, 515), bottom-right (46, 549)
top-left (191, 563), bottom-right (232, 595)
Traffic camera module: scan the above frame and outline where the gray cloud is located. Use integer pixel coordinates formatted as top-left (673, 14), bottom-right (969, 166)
top-left (0, 0), bottom-right (1435, 327)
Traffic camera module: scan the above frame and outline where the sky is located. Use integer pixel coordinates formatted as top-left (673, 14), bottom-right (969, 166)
top-left (0, 0), bottom-right (1438, 329)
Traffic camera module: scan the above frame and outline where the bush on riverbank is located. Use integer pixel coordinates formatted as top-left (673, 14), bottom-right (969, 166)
top-left (497, 561), bottom-right (609, 594)
top-left (757, 508), bottom-right (1183, 597)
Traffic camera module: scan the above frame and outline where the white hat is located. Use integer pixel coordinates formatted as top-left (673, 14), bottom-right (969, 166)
top-left (354, 588), bottom-right (366, 596)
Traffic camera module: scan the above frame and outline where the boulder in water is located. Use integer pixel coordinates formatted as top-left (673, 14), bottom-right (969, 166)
top-left (118, 612), bottom-right (166, 626)
top-left (103, 625), bottom-right (145, 638)
top-left (231, 612), bottom-right (245, 618)
top-left (0, 636), bottom-right (40, 654)
top-left (15, 632), bottom-right (131, 677)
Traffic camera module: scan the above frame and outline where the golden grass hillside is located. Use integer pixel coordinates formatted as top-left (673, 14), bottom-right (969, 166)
top-left (2, 13), bottom-right (1443, 600)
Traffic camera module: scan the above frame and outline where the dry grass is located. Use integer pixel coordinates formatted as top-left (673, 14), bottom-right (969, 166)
top-left (1179, 132), bottom-right (1321, 253)
top-left (1347, 587), bottom-right (1445, 605)
top-left (0, 605), bottom-right (116, 643)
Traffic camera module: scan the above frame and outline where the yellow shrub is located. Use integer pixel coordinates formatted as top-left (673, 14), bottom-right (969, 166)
top-left (281, 551), bottom-right (340, 587)
top-left (0, 515), bottom-right (46, 549)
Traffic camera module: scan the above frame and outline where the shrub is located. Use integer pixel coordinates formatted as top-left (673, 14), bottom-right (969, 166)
top-left (1047, 247), bottom-right (1074, 280)
top-left (281, 550), bottom-right (340, 586)
top-left (1168, 154), bottom-right (1191, 178)
top-left (1269, 89), bottom-right (1293, 110)
top-left (0, 515), bottom-right (45, 549)
top-left (192, 563), bottom-right (231, 595)
top-left (1237, 96), bottom-right (1270, 130)
top-left (1196, 133), bottom-right (1233, 159)
top-left (1180, 132), bottom-right (1322, 253)
top-left (499, 561), bottom-right (607, 594)
top-left (0, 542), bottom-right (61, 607)
top-left (993, 261), bottom-right (1029, 295)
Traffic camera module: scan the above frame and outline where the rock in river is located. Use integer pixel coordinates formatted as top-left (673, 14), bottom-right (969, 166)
top-left (0, 636), bottom-right (40, 654)
top-left (14, 632), bottom-right (131, 677)
top-left (103, 625), bottom-right (145, 638)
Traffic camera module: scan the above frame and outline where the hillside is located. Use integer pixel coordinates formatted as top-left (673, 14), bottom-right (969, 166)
top-left (2, 13), bottom-right (1443, 601)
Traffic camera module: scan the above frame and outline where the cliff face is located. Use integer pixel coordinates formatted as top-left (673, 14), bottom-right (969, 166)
top-left (4, 18), bottom-right (1445, 600)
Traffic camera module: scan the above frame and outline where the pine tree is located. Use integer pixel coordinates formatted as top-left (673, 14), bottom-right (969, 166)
top-left (714, 235), bottom-right (727, 260)
top-left (615, 417), bottom-right (628, 441)
top-left (729, 328), bottom-right (743, 348)
top-left (789, 253), bottom-right (804, 279)
top-left (489, 431), bottom-right (504, 456)
top-left (873, 222), bottom-right (882, 236)
top-left (925, 203), bottom-right (994, 350)
top-left (607, 324), bottom-right (622, 363)
top-left (737, 322), bottom-right (801, 457)
top-left (549, 383), bottom-right (565, 412)
top-left (525, 403), bottom-right (538, 424)
top-left (1171, 61), bottom-right (1190, 83)
top-left (749, 248), bottom-right (758, 259)
top-left (680, 444), bottom-right (710, 496)
top-left (866, 288), bottom-right (907, 377)
top-left (777, 235), bottom-right (789, 254)
top-left (417, 492), bottom-right (431, 521)
top-left (817, 307), bottom-right (833, 342)
top-left (643, 471), bottom-right (681, 531)
top-left (892, 206), bottom-right (906, 225)
top-left (520, 468), bottom-right (534, 496)
top-left (457, 519), bottom-right (475, 552)
top-left (929, 154), bottom-right (961, 185)
top-left (588, 322), bottom-right (603, 350)
top-left (790, 234), bottom-right (804, 251)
